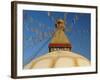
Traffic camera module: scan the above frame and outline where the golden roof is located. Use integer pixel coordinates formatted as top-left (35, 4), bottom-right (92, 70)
top-left (50, 29), bottom-right (70, 44)
top-left (50, 19), bottom-right (71, 44)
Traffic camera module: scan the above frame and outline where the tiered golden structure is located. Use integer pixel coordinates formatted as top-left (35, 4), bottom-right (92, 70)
top-left (49, 19), bottom-right (71, 52)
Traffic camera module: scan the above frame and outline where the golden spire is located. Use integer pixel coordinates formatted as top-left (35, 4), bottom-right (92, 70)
top-left (49, 19), bottom-right (72, 52)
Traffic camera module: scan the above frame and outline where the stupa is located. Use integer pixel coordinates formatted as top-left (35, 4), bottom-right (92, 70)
top-left (24, 19), bottom-right (90, 69)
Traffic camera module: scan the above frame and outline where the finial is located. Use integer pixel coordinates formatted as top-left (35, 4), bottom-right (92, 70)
top-left (55, 19), bottom-right (65, 31)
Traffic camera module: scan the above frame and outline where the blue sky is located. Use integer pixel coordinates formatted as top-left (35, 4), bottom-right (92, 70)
top-left (23, 10), bottom-right (91, 66)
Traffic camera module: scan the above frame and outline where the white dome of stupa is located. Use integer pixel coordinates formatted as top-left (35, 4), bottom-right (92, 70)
top-left (25, 51), bottom-right (90, 69)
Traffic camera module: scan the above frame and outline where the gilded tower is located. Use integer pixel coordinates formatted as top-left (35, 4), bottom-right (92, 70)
top-left (49, 19), bottom-right (72, 52)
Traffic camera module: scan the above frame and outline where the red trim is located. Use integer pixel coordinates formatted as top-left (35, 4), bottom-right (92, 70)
top-left (49, 43), bottom-right (71, 47)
